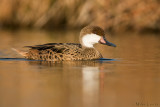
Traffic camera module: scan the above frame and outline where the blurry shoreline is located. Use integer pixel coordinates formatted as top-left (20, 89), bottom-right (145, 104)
top-left (0, 0), bottom-right (160, 33)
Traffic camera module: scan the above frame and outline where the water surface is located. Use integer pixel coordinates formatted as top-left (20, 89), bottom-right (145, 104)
top-left (0, 30), bottom-right (160, 107)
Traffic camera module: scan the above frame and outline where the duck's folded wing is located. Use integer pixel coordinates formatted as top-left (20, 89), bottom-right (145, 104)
top-left (25, 43), bottom-right (82, 52)
top-left (24, 43), bottom-right (82, 60)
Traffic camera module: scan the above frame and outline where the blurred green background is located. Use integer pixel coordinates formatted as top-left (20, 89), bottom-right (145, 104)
top-left (0, 0), bottom-right (160, 33)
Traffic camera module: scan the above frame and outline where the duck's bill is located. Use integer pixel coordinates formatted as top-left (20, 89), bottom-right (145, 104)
top-left (105, 40), bottom-right (116, 47)
top-left (99, 36), bottom-right (116, 47)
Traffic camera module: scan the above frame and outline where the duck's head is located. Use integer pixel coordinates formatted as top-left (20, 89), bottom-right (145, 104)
top-left (80, 25), bottom-right (116, 48)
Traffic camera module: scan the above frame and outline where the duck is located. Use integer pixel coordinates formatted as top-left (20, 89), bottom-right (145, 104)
top-left (15, 25), bottom-right (116, 61)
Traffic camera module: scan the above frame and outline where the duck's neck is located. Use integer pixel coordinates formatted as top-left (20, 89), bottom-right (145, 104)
top-left (82, 47), bottom-right (103, 60)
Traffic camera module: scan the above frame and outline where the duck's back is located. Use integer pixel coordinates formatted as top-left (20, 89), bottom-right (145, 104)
top-left (25, 43), bottom-right (84, 61)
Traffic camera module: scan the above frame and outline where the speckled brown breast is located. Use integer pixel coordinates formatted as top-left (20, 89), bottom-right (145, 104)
top-left (25, 43), bottom-right (102, 61)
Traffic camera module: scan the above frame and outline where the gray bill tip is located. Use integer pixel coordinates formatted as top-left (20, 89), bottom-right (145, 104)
top-left (106, 41), bottom-right (116, 47)
top-left (103, 36), bottom-right (116, 47)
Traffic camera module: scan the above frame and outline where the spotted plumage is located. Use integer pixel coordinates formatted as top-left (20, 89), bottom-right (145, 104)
top-left (25, 43), bottom-right (102, 61)
top-left (14, 25), bottom-right (116, 61)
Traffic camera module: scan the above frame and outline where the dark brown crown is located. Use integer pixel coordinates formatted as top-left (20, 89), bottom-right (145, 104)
top-left (80, 25), bottom-right (105, 38)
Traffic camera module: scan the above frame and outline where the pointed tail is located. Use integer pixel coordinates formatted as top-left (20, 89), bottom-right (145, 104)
top-left (12, 48), bottom-right (28, 57)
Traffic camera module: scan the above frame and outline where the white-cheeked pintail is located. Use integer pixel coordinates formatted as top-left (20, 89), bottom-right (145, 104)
top-left (15, 26), bottom-right (116, 61)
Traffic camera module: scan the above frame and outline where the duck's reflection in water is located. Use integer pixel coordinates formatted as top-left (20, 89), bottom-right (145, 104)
top-left (28, 60), bottom-right (113, 67)
top-left (82, 66), bottom-right (100, 106)
top-left (82, 64), bottom-right (111, 106)
top-left (27, 60), bottom-right (114, 107)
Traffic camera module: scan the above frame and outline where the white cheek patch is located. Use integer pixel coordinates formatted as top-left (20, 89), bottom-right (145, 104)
top-left (82, 34), bottom-right (101, 48)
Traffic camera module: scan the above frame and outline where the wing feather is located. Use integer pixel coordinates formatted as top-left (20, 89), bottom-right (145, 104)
top-left (25, 43), bottom-right (82, 51)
